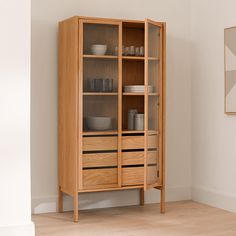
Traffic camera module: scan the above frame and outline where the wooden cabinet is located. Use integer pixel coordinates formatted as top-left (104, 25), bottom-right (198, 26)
top-left (58, 16), bottom-right (166, 222)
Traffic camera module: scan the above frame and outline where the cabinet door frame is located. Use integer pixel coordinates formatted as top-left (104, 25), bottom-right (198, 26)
top-left (144, 19), bottom-right (166, 190)
top-left (78, 19), bottom-right (122, 190)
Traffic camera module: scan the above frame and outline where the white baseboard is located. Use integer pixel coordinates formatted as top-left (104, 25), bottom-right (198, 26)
top-left (0, 222), bottom-right (35, 236)
top-left (192, 186), bottom-right (236, 213)
top-left (32, 186), bottom-right (191, 214)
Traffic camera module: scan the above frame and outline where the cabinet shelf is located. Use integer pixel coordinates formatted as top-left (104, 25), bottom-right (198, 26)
top-left (83, 131), bottom-right (118, 136)
top-left (83, 54), bottom-right (118, 59)
top-left (123, 92), bottom-right (144, 96)
top-left (122, 56), bottom-right (159, 61)
top-left (83, 92), bottom-right (118, 96)
top-left (148, 57), bottom-right (159, 61)
top-left (122, 56), bottom-right (144, 60)
top-left (83, 130), bottom-right (159, 136)
top-left (122, 130), bottom-right (144, 134)
top-left (122, 130), bottom-right (159, 135)
top-left (123, 92), bottom-right (159, 96)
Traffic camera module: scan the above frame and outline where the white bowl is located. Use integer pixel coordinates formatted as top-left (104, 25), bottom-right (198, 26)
top-left (86, 116), bottom-right (112, 131)
top-left (91, 44), bottom-right (107, 55)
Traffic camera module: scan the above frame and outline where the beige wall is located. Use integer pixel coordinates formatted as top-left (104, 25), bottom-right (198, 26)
top-left (191, 0), bottom-right (236, 212)
top-left (31, 0), bottom-right (192, 213)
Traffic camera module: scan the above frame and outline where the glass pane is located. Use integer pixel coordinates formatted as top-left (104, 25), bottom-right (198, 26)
top-left (83, 58), bottom-right (118, 92)
top-left (148, 24), bottom-right (160, 58)
top-left (147, 96), bottom-right (159, 185)
top-left (83, 58), bottom-right (118, 132)
top-left (148, 96), bottom-right (158, 131)
top-left (83, 22), bottom-right (119, 133)
top-left (146, 22), bottom-right (161, 186)
top-left (148, 60), bottom-right (158, 93)
top-left (83, 96), bottom-right (118, 132)
top-left (122, 96), bottom-right (144, 131)
top-left (147, 150), bottom-right (158, 185)
top-left (122, 60), bottom-right (144, 87)
top-left (83, 23), bottom-right (118, 55)
top-left (122, 22), bottom-right (144, 57)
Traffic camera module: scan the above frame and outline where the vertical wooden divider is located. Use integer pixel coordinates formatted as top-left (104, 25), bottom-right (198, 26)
top-left (118, 22), bottom-right (122, 187)
top-left (158, 26), bottom-right (163, 186)
top-left (144, 20), bottom-right (149, 191)
top-left (78, 19), bottom-right (83, 190)
top-left (161, 22), bottom-right (166, 213)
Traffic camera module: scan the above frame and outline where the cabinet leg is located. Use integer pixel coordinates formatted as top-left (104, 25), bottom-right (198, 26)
top-left (160, 187), bottom-right (165, 214)
top-left (58, 186), bottom-right (63, 213)
top-left (140, 188), bottom-right (144, 206)
top-left (73, 192), bottom-right (79, 222)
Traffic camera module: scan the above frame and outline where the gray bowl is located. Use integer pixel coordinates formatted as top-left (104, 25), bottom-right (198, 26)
top-left (86, 116), bottom-right (112, 131)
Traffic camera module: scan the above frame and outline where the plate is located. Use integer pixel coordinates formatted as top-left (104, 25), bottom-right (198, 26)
top-left (124, 85), bottom-right (154, 93)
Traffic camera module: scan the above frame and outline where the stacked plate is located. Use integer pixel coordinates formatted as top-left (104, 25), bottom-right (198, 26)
top-left (124, 85), bottom-right (154, 93)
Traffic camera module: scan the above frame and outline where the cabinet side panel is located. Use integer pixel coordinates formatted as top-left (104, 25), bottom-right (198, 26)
top-left (162, 23), bottom-right (166, 188)
top-left (58, 17), bottom-right (78, 195)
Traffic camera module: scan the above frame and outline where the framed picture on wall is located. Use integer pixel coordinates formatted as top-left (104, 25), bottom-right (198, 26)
top-left (224, 26), bottom-right (236, 114)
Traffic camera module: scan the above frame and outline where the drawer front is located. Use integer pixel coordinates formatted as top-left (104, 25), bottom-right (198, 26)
top-left (122, 136), bottom-right (144, 150)
top-left (122, 152), bottom-right (144, 166)
top-left (148, 151), bottom-right (158, 165)
top-left (147, 166), bottom-right (158, 185)
top-left (122, 167), bottom-right (144, 186)
top-left (83, 136), bottom-right (118, 151)
top-left (83, 168), bottom-right (117, 187)
top-left (148, 135), bottom-right (158, 149)
top-left (83, 153), bottom-right (117, 168)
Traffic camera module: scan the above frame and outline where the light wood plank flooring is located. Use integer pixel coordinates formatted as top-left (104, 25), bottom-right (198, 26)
top-left (33, 201), bottom-right (236, 236)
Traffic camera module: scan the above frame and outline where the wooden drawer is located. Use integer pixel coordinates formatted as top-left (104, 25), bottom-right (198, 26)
top-left (83, 168), bottom-right (117, 187)
top-left (83, 153), bottom-right (117, 168)
top-left (121, 135), bottom-right (157, 150)
top-left (122, 167), bottom-right (144, 186)
top-left (147, 166), bottom-right (158, 185)
top-left (148, 135), bottom-right (158, 149)
top-left (148, 151), bottom-right (158, 165)
top-left (122, 152), bottom-right (144, 166)
top-left (122, 136), bottom-right (144, 150)
top-left (83, 136), bottom-right (117, 151)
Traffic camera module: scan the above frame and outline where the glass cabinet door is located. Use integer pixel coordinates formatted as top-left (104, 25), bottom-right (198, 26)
top-left (79, 19), bottom-right (122, 189)
top-left (144, 19), bottom-right (163, 189)
top-left (81, 20), bottom-right (121, 133)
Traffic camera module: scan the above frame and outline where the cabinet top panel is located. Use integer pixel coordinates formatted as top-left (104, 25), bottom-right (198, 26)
top-left (59, 16), bottom-right (165, 27)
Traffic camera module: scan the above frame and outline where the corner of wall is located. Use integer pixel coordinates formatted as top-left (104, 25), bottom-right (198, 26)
top-left (192, 186), bottom-right (236, 213)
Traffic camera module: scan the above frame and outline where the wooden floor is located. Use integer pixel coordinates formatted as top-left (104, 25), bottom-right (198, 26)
top-left (33, 201), bottom-right (236, 236)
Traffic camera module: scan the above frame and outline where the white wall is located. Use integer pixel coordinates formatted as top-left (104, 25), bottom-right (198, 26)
top-left (191, 0), bottom-right (236, 212)
top-left (31, 0), bottom-right (192, 213)
top-left (0, 0), bottom-right (34, 235)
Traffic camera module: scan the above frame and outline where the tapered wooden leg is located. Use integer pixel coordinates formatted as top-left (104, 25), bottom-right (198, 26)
top-left (58, 186), bottom-right (63, 213)
top-left (140, 188), bottom-right (144, 206)
top-left (160, 187), bottom-right (165, 213)
top-left (73, 192), bottom-right (79, 222)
